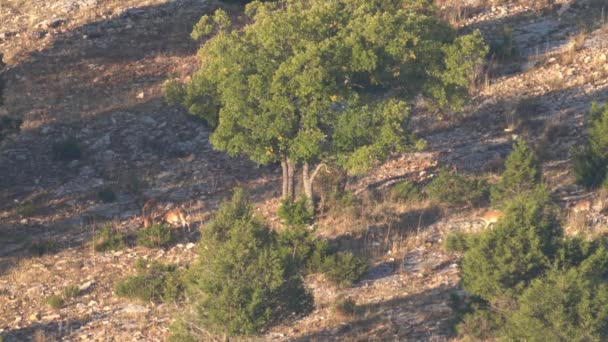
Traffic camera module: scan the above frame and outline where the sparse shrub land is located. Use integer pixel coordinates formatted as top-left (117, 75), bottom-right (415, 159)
top-left (426, 168), bottom-right (489, 207)
top-left (573, 103), bottom-right (608, 188)
top-left (391, 180), bottom-right (423, 203)
top-left (115, 259), bottom-right (184, 303)
top-left (136, 223), bottom-right (173, 248)
top-left (96, 186), bottom-right (116, 203)
top-left (278, 196), bottom-right (313, 226)
top-left (489, 26), bottom-right (519, 61)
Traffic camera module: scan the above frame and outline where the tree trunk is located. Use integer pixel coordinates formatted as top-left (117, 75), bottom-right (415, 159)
top-left (302, 162), bottom-right (326, 210)
top-left (286, 157), bottom-right (296, 201)
top-left (281, 157), bottom-right (296, 201)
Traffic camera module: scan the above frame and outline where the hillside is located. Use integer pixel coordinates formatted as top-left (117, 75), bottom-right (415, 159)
top-left (1, 0), bottom-right (607, 340)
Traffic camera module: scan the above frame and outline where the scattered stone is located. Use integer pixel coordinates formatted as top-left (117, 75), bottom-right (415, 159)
top-left (122, 304), bottom-right (150, 315)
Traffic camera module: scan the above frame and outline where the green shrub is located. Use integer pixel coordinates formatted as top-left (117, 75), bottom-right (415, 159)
top-left (489, 26), bottom-right (518, 61)
top-left (62, 285), bottom-right (80, 299)
top-left (573, 103), bottom-right (608, 188)
top-left (0, 116), bottom-right (22, 142)
top-left (94, 224), bottom-right (124, 252)
top-left (490, 140), bottom-right (541, 206)
top-left (115, 259), bottom-right (184, 303)
top-left (163, 78), bottom-right (186, 106)
top-left (391, 180), bottom-right (423, 202)
top-left (444, 232), bottom-right (477, 253)
top-left (52, 137), bottom-right (82, 161)
top-left (426, 168), bottom-right (489, 207)
top-left (46, 295), bottom-right (64, 310)
top-left (97, 187), bottom-right (116, 203)
top-left (502, 255), bottom-right (608, 341)
top-left (177, 188), bottom-right (312, 337)
top-left (17, 203), bottom-right (37, 217)
top-left (136, 223), bottom-right (173, 248)
top-left (460, 192), bottom-right (561, 301)
top-left (321, 252), bottom-right (368, 287)
top-left (333, 297), bottom-right (358, 319)
top-left (29, 239), bottom-right (58, 257)
top-left (278, 196), bottom-right (313, 226)
top-left (456, 303), bottom-right (503, 341)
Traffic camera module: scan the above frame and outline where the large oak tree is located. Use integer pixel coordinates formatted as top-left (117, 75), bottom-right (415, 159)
top-left (169, 0), bottom-right (487, 206)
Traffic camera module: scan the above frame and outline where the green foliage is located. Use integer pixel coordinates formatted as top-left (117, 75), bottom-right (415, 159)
top-left (136, 223), bottom-right (173, 248)
top-left (490, 140), bottom-right (541, 206)
top-left (52, 137), bottom-right (82, 161)
top-left (163, 79), bottom-right (186, 105)
top-left (573, 103), bottom-right (608, 188)
top-left (502, 255), bottom-right (608, 341)
top-left (115, 259), bottom-right (184, 303)
top-left (460, 193), bottom-right (561, 301)
top-left (180, 188), bottom-right (312, 337)
top-left (278, 196), bottom-right (313, 226)
top-left (17, 202), bottom-right (37, 217)
top-left (456, 303), bottom-right (503, 341)
top-left (320, 252), bottom-right (369, 288)
top-left (489, 26), bottom-right (518, 61)
top-left (46, 295), bottom-right (64, 310)
top-left (96, 186), bottom-right (116, 203)
top-left (333, 297), bottom-right (358, 319)
top-left (180, 0), bottom-right (487, 179)
top-left (62, 286), bottom-right (80, 299)
top-left (391, 180), bottom-right (423, 202)
top-left (94, 224), bottom-right (124, 252)
top-left (426, 168), bottom-right (489, 207)
top-left (444, 232), bottom-right (477, 253)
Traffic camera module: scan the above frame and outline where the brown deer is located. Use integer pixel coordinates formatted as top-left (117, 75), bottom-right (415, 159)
top-left (478, 209), bottom-right (504, 229)
top-left (142, 198), bottom-right (190, 231)
top-left (570, 199), bottom-right (592, 217)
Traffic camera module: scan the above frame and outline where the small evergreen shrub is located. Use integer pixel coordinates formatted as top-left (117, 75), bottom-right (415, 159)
top-left (573, 103), bottom-right (608, 188)
top-left (489, 26), bottom-right (518, 61)
top-left (177, 188), bottom-right (312, 337)
top-left (96, 187), bottom-right (116, 203)
top-left (62, 285), bottom-right (80, 299)
top-left (333, 297), bottom-right (358, 319)
top-left (278, 196), bottom-right (313, 226)
top-left (460, 192), bottom-right (561, 301)
top-left (391, 180), bottom-right (423, 202)
top-left (17, 203), bottom-right (37, 217)
top-left (136, 223), bottom-right (173, 248)
top-left (29, 239), bottom-right (58, 257)
top-left (321, 252), bottom-right (368, 287)
top-left (46, 295), bottom-right (64, 310)
top-left (490, 139), bottom-right (541, 206)
top-left (426, 168), bottom-right (489, 207)
top-left (444, 232), bottom-right (476, 253)
top-left (163, 78), bottom-right (186, 106)
top-left (0, 116), bottom-right (22, 142)
top-left (52, 137), bottom-right (82, 161)
top-left (115, 259), bottom-right (184, 303)
top-left (94, 224), bottom-right (124, 252)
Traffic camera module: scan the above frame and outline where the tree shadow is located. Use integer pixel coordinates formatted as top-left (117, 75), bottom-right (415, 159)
top-left (290, 285), bottom-right (457, 341)
top-left (0, 317), bottom-right (92, 342)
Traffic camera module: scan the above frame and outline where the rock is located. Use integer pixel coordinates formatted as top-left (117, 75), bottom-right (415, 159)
top-left (91, 134), bottom-right (111, 150)
top-left (29, 312), bottom-right (40, 321)
top-left (42, 314), bottom-right (61, 321)
top-left (136, 92), bottom-right (145, 100)
top-left (40, 126), bottom-right (52, 135)
top-left (141, 116), bottom-right (157, 126)
top-left (186, 243), bottom-right (195, 250)
top-left (79, 280), bottom-right (95, 292)
top-left (122, 304), bottom-right (150, 315)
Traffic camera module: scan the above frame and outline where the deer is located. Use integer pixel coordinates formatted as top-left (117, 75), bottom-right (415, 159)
top-left (142, 198), bottom-right (190, 231)
top-left (478, 209), bottom-right (504, 229)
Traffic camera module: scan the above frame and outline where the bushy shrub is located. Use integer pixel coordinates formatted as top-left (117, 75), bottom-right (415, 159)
top-left (573, 103), bottom-right (608, 188)
top-left (489, 26), bottom-right (518, 61)
top-left (177, 188), bottom-right (312, 337)
top-left (502, 252), bottom-right (608, 341)
top-left (29, 239), bottom-right (58, 257)
top-left (426, 168), bottom-right (489, 207)
top-left (46, 295), bottom-right (64, 310)
top-left (278, 196), bottom-right (313, 226)
top-left (391, 180), bottom-right (423, 202)
top-left (333, 297), bottom-right (358, 319)
top-left (136, 223), bottom-right (173, 248)
top-left (444, 232), bottom-right (477, 253)
top-left (52, 137), bottom-right (82, 161)
top-left (460, 192), bottom-right (561, 301)
top-left (97, 187), bottom-right (116, 203)
top-left (163, 79), bottom-right (186, 106)
top-left (62, 285), bottom-right (80, 299)
top-left (0, 116), bottom-right (22, 142)
top-left (490, 140), bottom-right (541, 206)
top-left (17, 203), bottom-right (37, 217)
top-left (115, 259), bottom-right (184, 303)
top-left (321, 252), bottom-right (368, 288)
top-left (94, 224), bottom-right (124, 252)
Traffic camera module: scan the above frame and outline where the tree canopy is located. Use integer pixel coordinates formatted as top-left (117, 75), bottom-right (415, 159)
top-left (169, 0), bottom-right (488, 202)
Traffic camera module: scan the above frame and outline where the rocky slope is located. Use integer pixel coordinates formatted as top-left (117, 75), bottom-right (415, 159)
top-left (1, 0), bottom-right (607, 340)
